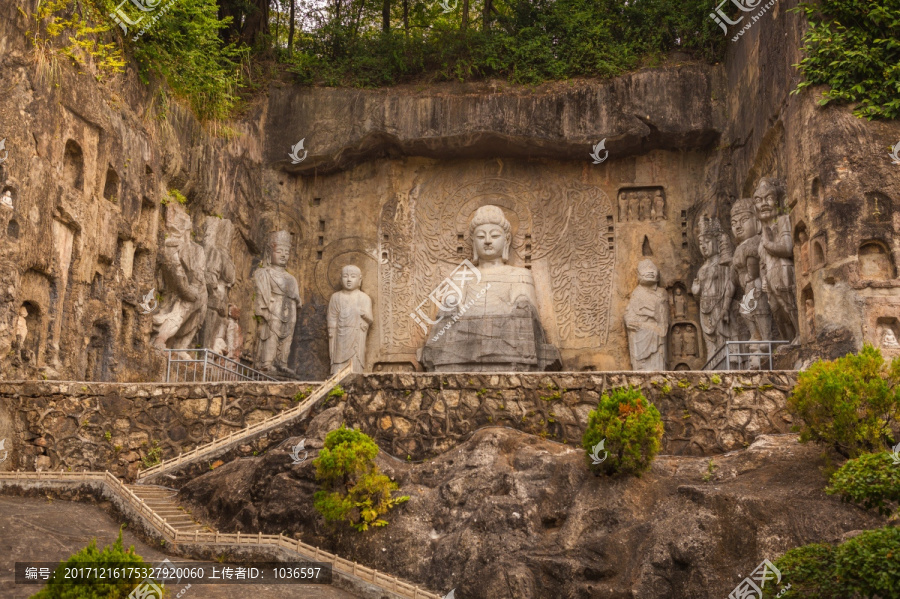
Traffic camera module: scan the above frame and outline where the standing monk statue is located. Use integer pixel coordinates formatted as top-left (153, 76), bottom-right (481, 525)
top-left (730, 197), bottom-right (772, 342)
top-left (625, 259), bottom-right (669, 371)
top-left (254, 230), bottom-right (301, 376)
top-left (328, 265), bottom-right (374, 374)
top-left (753, 178), bottom-right (799, 344)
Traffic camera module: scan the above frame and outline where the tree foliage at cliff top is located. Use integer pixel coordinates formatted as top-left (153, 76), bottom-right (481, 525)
top-left (793, 0), bottom-right (900, 119)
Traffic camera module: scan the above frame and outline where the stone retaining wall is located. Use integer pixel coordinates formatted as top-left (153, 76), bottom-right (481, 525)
top-left (343, 371), bottom-right (798, 460)
top-left (0, 381), bottom-right (317, 478)
top-left (0, 371), bottom-right (797, 476)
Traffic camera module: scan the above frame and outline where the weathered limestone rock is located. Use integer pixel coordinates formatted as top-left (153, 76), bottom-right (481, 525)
top-left (327, 265), bottom-right (373, 374)
top-left (421, 205), bottom-right (561, 372)
top-left (253, 231), bottom-right (301, 376)
top-left (625, 260), bottom-right (668, 370)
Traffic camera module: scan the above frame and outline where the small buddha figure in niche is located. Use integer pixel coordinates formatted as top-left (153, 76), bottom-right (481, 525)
top-left (421, 205), bottom-right (560, 372)
top-left (625, 259), bottom-right (669, 371)
top-left (683, 324), bottom-right (698, 356)
top-left (673, 326), bottom-right (685, 356)
top-left (254, 230), bottom-right (301, 376)
top-left (652, 191), bottom-right (665, 221)
top-left (880, 326), bottom-right (900, 349)
top-left (639, 192), bottom-right (651, 221)
top-left (673, 286), bottom-right (686, 319)
top-left (328, 265), bottom-right (374, 374)
top-left (1, 190), bottom-right (13, 209)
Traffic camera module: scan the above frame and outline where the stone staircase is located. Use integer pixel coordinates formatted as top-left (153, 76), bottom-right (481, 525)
top-left (127, 484), bottom-right (211, 535)
top-left (139, 362), bottom-right (353, 483)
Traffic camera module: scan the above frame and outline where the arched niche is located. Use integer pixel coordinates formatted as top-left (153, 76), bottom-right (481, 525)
top-left (103, 166), bottom-right (120, 202)
top-left (858, 240), bottom-right (895, 280)
top-left (812, 237), bottom-right (825, 269)
top-left (811, 177), bottom-right (822, 204)
top-left (801, 286), bottom-right (815, 340)
top-left (63, 140), bottom-right (84, 191)
top-left (7, 219), bottom-right (19, 239)
top-left (794, 222), bottom-right (809, 274)
top-left (85, 321), bottom-right (112, 381)
top-left (20, 301), bottom-right (42, 361)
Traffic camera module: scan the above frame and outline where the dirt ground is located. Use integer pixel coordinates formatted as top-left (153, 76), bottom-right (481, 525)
top-left (0, 495), bottom-right (361, 599)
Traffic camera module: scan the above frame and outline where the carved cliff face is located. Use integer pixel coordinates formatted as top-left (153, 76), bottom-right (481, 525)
top-left (473, 223), bottom-right (507, 263)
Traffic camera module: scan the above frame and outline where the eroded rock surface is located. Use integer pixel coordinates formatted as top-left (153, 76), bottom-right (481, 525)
top-left (179, 409), bottom-right (887, 599)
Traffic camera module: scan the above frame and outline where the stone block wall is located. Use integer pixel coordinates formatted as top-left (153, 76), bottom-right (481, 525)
top-left (0, 381), bottom-right (316, 479)
top-left (0, 371), bottom-right (797, 478)
top-left (344, 371), bottom-right (797, 460)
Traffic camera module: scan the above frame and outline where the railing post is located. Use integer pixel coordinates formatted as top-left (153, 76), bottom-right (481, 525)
top-left (202, 350), bottom-right (209, 383)
top-left (166, 351), bottom-right (171, 383)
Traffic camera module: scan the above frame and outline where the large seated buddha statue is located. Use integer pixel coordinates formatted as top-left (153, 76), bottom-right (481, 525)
top-left (421, 205), bottom-right (561, 372)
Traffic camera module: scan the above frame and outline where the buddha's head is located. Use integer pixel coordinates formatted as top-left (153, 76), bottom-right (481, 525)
top-left (266, 230), bottom-right (292, 267)
top-left (752, 177), bottom-right (785, 224)
top-left (470, 205), bottom-right (511, 264)
top-left (340, 264), bottom-right (362, 291)
top-left (698, 216), bottom-right (721, 259)
top-left (637, 259), bottom-right (659, 287)
top-left (730, 197), bottom-right (760, 243)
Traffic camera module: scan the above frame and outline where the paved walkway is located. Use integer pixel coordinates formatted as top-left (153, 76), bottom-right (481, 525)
top-left (0, 496), bottom-right (360, 599)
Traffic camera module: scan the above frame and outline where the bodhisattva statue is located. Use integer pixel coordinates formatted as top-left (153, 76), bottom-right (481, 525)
top-left (421, 205), bottom-right (561, 372)
top-left (730, 197), bottom-right (772, 341)
top-left (253, 231), bottom-right (301, 376)
top-left (753, 177), bottom-right (799, 344)
top-left (152, 205), bottom-right (208, 357)
top-left (201, 217), bottom-right (236, 352)
top-left (625, 259), bottom-right (669, 370)
top-left (691, 216), bottom-right (736, 359)
top-left (328, 265), bottom-right (373, 374)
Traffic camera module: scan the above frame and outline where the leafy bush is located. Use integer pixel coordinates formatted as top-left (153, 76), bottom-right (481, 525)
top-left (827, 451), bottom-right (900, 516)
top-left (313, 425), bottom-right (409, 531)
top-left (581, 386), bottom-right (664, 476)
top-left (788, 345), bottom-right (900, 458)
top-left (31, 527), bottom-right (147, 598)
top-left (763, 526), bottom-right (900, 599)
top-left (792, 0), bottom-right (900, 120)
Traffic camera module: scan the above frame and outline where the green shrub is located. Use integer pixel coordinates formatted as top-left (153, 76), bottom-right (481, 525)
top-left (788, 345), bottom-right (900, 458)
top-left (827, 451), bottom-right (900, 516)
top-left (581, 386), bottom-right (664, 476)
top-left (313, 426), bottom-right (408, 531)
top-left (31, 527), bottom-right (147, 598)
top-left (763, 526), bottom-right (900, 599)
top-left (792, 0), bottom-right (900, 120)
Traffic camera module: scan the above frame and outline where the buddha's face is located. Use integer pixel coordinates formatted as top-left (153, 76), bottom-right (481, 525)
top-left (473, 224), bottom-right (507, 262)
top-left (639, 267), bottom-right (658, 286)
top-left (341, 269), bottom-right (361, 291)
top-left (753, 184), bottom-right (780, 223)
top-left (699, 235), bottom-right (717, 259)
top-left (270, 243), bottom-right (290, 267)
top-left (731, 210), bottom-right (759, 242)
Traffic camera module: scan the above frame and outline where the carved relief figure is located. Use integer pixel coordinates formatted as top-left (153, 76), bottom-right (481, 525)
top-left (618, 192), bottom-right (628, 222)
top-left (652, 191), bottom-right (665, 221)
top-left (673, 326), bottom-right (684, 356)
top-left (328, 265), bottom-right (374, 374)
top-left (639, 192), bottom-right (651, 221)
top-left (225, 304), bottom-right (244, 360)
top-left (880, 326), bottom-right (900, 349)
top-left (254, 230), bottom-right (301, 375)
top-left (627, 195), bottom-right (636, 221)
top-left (151, 205), bottom-right (208, 356)
top-left (201, 218), bottom-right (236, 352)
top-left (1, 189), bottom-right (12, 209)
top-left (797, 228), bottom-right (810, 274)
top-left (421, 205), bottom-right (561, 372)
top-left (683, 324), bottom-right (698, 356)
top-left (754, 178), bottom-right (799, 343)
top-left (673, 286), bottom-right (686, 319)
top-left (691, 216), bottom-right (736, 359)
top-left (625, 259), bottom-right (669, 370)
top-left (730, 198), bottom-right (772, 341)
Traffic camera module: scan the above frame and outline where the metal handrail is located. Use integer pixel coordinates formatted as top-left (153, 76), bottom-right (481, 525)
top-left (0, 470), bottom-right (440, 598)
top-left (162, 349), bottom-right (276, 383)
top-left (139, 363), bottom-right (354, 481)
top-left (703, 340), bottom-right (790, 371)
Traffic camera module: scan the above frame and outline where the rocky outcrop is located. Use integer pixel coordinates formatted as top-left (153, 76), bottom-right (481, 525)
top-left (179, 415), bottom-right (888, 599)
